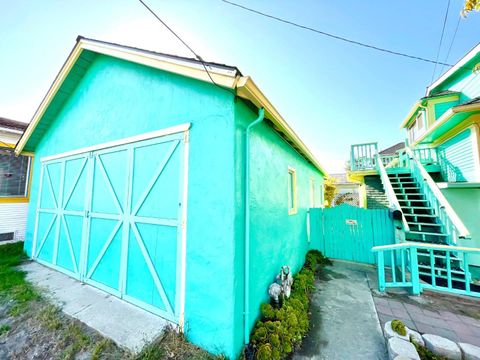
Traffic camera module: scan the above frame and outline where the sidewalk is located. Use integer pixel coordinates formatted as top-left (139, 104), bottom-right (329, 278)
top-left (294, 261), bottom-right (388, 360)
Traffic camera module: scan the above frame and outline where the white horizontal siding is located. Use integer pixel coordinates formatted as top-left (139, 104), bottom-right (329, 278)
top-left (0, 202), bottom-right (29, 240)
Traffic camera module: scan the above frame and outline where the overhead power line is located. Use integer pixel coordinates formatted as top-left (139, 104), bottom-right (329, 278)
top-left (220, 0), bottom-right (459, 69)
top-left (137, 0), bottom-right (235, 96)
top-left (440, 15), bottom-right (462, 74)
top-left (431, 0), bottom-right (452, 82)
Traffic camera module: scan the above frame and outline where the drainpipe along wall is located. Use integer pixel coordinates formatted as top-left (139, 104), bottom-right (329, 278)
top-left (244, 107), bottom-right (265, 345)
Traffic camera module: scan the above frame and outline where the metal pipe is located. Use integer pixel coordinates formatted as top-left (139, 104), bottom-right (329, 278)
top-left (244, 107), bottom-right (264, 345)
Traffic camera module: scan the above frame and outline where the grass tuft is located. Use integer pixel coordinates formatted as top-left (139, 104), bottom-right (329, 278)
top-left (0, 324), bottom-right (10, 336)
top-left (136, 327), bottom-right (225, 360)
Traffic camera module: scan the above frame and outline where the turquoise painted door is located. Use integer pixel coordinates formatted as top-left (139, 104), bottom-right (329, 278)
top-left (33, 132), bottom-right (186, 323)
top-left (34, 153), bottom-right (89, 278)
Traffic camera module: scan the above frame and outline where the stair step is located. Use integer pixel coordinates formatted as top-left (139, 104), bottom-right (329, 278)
top-left (408, 231), bottom-right (448, 237)
top-left (401, 206), bottom-right (434, 210)
top-left (408, 222), bottom-right (442, 227)
top-left (405, 214), bottom-right (438, 218)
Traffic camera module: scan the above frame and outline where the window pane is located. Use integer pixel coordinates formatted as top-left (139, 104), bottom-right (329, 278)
top-left (0, 151), bottom-right (30, 197)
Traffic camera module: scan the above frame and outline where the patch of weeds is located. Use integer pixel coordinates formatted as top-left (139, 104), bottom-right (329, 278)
top-left (91, 338), bottom-right (120, 360)
top-left (60, 322), bottom-right (92, 360)
top-left (38, 304), bottom-right (63, 331)
top-left (0, 324), bottom-right (10, 336)
top-left (391, 319), bottom-right (407, 336)
top-left (0, 242), bottom-right (40, 307)
top-left (136, 327), bottom-right (224, 360)
top-left (412, 340), bottom-right (448, 360)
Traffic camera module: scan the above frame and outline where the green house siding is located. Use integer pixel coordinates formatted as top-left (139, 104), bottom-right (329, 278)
top-left (434, 100), bottom-right (460, 120)
top-left (433, 60), bottom-right (480, 99)
top-left (438, 128), bottom-right (479, 182)
top-left (23, 55), bottom-right (241, 358)
top-left (234, 101), bottom-right (325, 342)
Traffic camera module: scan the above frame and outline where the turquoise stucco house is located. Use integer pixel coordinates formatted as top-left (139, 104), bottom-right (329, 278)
top-left (15, 37), bottom-right (327, 358)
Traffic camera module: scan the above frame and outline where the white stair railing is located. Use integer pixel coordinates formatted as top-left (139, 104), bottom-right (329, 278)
top-left (405, 147), bottom-right (470, 244)
top-left (375, 154), bottom-right (410, 233)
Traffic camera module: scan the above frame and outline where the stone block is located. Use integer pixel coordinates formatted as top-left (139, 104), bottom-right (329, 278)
top-left (459, 342), bottom-right (480, 360)
top-left (387, 337), bottom-right (420, 360)
top-left (422, 334), bottom-right (461, 360)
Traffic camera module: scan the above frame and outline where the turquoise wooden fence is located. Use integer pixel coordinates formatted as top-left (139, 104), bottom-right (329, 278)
top-left (310, 204), bottom-right (395, 265)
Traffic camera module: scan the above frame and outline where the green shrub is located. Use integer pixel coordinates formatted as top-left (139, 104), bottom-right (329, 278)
top-left (249, 250), bottom-right (329, 359)
top-left (391, 319), bottom-right (407, 336)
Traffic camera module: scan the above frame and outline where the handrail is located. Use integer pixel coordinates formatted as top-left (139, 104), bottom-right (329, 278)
top-left (373, 241), bottom-right (480, 298)
top-left (375, 154), bottom-right (410, 233)
top-left (372, 241), bottom-right (480, 253)
top-left (405, 147), bottom-right (470, 241)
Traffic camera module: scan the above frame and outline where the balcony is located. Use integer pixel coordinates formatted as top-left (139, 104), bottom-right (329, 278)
top-left (350, 142), bottom-right (439, 173)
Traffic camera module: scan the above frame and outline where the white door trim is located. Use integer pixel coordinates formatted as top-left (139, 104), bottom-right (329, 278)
top-left (41, 123), bottom-right (191, 163)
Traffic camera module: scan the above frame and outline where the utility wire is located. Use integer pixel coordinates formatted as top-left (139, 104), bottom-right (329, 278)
top-left (440, 15), bottom-right (462, 74)
top-left (431, 0), bottom-right (452, 82)
top-left (220, 0), bottom-right (462, 69)
top-left (137, 0), bottom-right (235, 96)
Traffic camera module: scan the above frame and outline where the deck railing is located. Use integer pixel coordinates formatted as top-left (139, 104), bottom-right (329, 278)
top-left (350, 143), bottom-right (439, 171)
top-left (404, 147), bottom-right (470, 245)
top-left (350, 142), bottom-right (378, 171)
top-left (373, 242), bottom-right (480, 298)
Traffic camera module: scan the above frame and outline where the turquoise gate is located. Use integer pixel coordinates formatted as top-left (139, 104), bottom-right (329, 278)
top-left (32, 131), bottom-right (186, 323)
top-left (310, 204), bottom-right (396, 265)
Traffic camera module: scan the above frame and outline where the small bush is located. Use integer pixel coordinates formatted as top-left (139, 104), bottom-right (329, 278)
top-left (391, 319), bottom-right (406, 336)
top-left (249, 250), bottom-right (329, 359)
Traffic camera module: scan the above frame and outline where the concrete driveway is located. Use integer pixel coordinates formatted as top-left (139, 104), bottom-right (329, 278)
top-left (294, 261), bottom-right (388, 360)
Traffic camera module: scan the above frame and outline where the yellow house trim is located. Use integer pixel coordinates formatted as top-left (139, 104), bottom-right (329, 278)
top-left (412, 103), bottom-right (480, 146)
top-left (288, 166), bottom-right (297, 215)
top-left (400, 101), bottom-right (422, 129)
top-left (0, 197), bottom-right (29, 204)
top-left (15, 38), bottom-right (328, 177)
top-left (400, 94), bottom-right (460, 130)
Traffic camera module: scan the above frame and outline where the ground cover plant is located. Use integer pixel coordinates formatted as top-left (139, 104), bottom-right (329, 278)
top-left (248, 250), bottom-right (331, 360)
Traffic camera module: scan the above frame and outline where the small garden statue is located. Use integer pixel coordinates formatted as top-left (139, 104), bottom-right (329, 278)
top-left (268, 266), bottom-right (293, 306)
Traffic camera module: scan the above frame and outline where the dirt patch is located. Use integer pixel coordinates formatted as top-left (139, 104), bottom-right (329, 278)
top-left (0, 297), bottom-right (128, 359)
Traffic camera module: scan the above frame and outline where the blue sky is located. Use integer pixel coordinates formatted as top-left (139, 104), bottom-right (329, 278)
top-left (1, 0), bottom-right (479, 172)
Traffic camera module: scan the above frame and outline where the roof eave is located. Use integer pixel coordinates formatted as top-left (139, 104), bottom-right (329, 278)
top-left (236, 76), bottom-right (328, 177)
top-left (15, 37), bottom-right (328, 177)
top-left (400, 101), bottom-right (422, 129)
top-left (426, 43), bottom-right (480, 96)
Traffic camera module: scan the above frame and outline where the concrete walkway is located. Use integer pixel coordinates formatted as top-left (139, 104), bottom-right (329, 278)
top-left (22, 261), bottom-right (170, 352)
top-left (294, 261), bottom-right (387, 360)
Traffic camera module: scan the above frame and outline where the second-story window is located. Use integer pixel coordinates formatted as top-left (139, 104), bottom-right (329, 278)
top-left (408, 110), bottom-right (426, 143)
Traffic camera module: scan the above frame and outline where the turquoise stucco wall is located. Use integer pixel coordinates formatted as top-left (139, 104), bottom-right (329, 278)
top-left (23, 54), bottom-right (240, 358)
top-left (233, 100), bottom-right (325, 345)
top-left (441, 187), bottom-right (480, 270)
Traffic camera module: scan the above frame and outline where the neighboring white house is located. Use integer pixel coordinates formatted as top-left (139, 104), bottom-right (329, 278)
top-left (331, 173), bottom-right (364, 207)
top-left (0, 117), bottom-right (31, 242)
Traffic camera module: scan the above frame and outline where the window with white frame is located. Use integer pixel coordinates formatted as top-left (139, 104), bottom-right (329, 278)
top-left (408, 110), bottom-right (426, 143)
top-left (288, 167), bottom-right (297, 215)
top-left (0, 150), bottom-right (31, 197)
